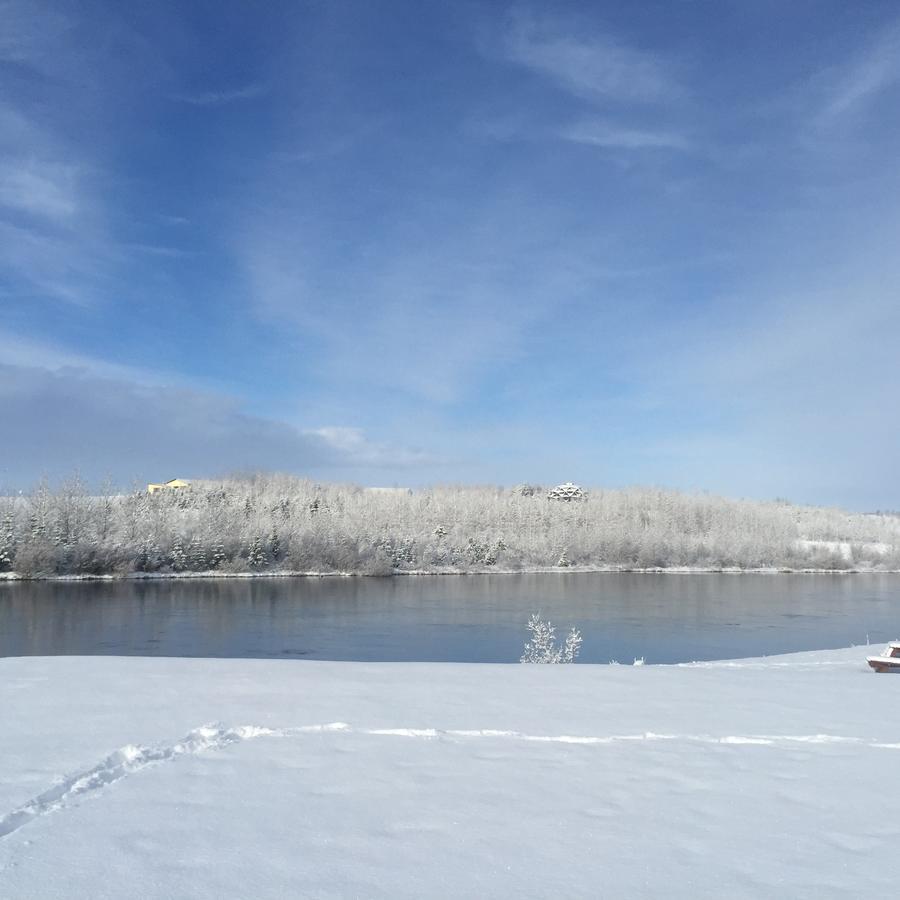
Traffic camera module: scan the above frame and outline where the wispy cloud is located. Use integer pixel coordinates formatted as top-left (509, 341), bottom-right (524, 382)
top-left (0, 4), bottom-right (184, 308)
top-left (499, 8), bottom-right (681, 104)
top-left (561, 119), bottom-right (690, 151)
top-left (305, 427), bottom-right (435, 468)
top-left (173, 83), bottom-right (267, 106)
top-left (0, 100), bottom-right (115, 307)
top-left (482, 9), bottom-right (691, 160)
top-left (0, 160), bottom-right (80, 221)
top-left (817, 21), bottom-right (900, 122)
top-left (235, 183), bottom-right (591, 406)
top-left (0, 327), bottom-right (207, 389)
top-left (0, 221), bottom-right (113, 306)
top-left (0, 2), bottom-right (116, 308)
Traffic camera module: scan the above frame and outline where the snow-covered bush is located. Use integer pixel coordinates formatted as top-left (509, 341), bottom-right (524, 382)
top-left (520, 614), bottom-right (582, 664)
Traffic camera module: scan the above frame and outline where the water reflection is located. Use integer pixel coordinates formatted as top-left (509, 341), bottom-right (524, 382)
top-left (1, 574), bottom-right (898, 663)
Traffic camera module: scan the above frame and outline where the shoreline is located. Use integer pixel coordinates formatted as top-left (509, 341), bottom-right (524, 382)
top-left (3, 564), bottom-right (900, 582)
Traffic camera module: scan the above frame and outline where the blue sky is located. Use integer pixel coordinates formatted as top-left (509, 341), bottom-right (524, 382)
top-left (2, 0), bottom-right (899, 509)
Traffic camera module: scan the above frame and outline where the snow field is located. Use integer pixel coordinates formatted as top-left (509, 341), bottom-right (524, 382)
top-left (1, 648), bottom-right (899, 898)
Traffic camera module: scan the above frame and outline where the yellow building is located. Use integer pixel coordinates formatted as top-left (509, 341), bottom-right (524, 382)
top-left (147, 478), bottom-right (191, 495)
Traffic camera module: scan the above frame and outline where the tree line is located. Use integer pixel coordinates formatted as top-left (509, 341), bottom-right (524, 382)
top-left (0, 475), bottom-right (898, 577)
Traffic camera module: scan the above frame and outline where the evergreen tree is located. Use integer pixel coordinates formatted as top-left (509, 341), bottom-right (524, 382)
top-left (210, 541), bottom-right (227, 569)
top-left (247, 536), bottom-right (267, 569)
top-left (52, 520), bottom-right (67, 547)
top-left (0, 514), bottom-right (15, 572)
top-left (189, 538), bottom-right (206, 571)
top-left (171, 538), bottom-right (188, 572)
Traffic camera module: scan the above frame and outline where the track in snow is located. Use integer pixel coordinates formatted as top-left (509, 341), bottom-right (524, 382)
top-left (2, 722), bottom-right (898, 840)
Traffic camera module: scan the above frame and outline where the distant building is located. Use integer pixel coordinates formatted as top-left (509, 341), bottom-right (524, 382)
top-left (147, 478), bottom-right (191, 495)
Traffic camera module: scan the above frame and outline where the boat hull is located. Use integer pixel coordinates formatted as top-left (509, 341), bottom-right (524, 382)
top-left (867, 656), bottom-right (900, 673)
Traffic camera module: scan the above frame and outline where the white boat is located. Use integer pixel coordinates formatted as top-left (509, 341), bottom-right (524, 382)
top-left (867, 641), bottom-right (900, 672)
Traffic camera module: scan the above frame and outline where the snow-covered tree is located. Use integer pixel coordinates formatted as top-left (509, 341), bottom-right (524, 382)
top-left (210, 541), bottom-right (227, 569)
top-left (269, 529), bottom-right (281, 562)
top-left (247, 536), bottom-right (267, 569)
top-left (135, 540), bottom-right (162, 572)
top-left (0, 514), bottom-right (15, 572)
top-left (1, 473), bottom-right (897, 576)
top-left (170, 538), bottom-right (188, 572)
top-left (520, 614), bottom-right (582, 664)
top-left (561, 626), bottom-right (583, 663)
top-left (188, 538), bottom-right (206, 571)
top-left (547, 482), bottom-right (586, 502)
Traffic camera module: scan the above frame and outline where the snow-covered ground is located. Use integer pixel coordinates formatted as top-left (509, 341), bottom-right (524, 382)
top-left (1, 648), bottom-right (898, 898)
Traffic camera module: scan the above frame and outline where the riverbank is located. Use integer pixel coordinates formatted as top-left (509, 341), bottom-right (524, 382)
top-left (1, 646), bottom-right (897, 898)
top-left (3, 564), bottom-right (900, 582)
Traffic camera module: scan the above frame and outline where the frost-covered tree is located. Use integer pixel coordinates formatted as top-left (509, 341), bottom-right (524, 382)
top-left (188, 538), bottom-right (206, 571)
top-left (210, 541), bottom-right (227, 569)
top-left (561, 626), bottom-right (583, 663)
top-left (135, 539), bottom-right (162, 572)
top-left (269, 529), bottom-right (281, 562)
top-left (520, 614), bottom-right (582, 664)
top-left (170, 538), bottom-right (188, 572)
top-left (247, 536), bottom-right (267, 569)
top-left (0, 514), bottom-right (15, 572)
top-left (1, 473), bottom-right (898, 576)
top-left (547, 482), bottom-right (586, 502)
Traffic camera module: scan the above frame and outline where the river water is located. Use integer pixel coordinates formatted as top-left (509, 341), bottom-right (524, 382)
top-left (2, 573), bottom-right (899, 663)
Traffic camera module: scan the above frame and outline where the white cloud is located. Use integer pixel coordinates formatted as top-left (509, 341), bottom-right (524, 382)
top-left (500, 8), bottom-right (680, 104)
top-left (561, 119), bottom-right (690, 151)
top-left (305, 427), bottom-right (435, 468)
